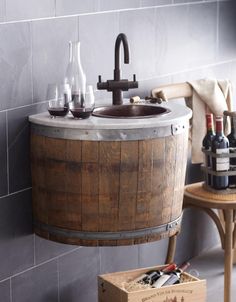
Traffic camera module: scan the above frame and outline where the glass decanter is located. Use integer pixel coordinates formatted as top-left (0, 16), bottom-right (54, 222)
top-left (65, 41), bottom-right (86, 108)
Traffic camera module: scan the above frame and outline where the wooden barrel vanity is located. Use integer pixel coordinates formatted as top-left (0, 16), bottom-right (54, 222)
top-left (29, 102), bottom-right (192, 246)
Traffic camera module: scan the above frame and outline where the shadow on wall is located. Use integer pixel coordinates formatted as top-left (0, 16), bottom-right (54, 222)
top-left (175, 141), bottom-right (219, 262)
top-left (185, 154), bottom-right (203, 185)
top-left (175, 208), bottom-right (219, 264)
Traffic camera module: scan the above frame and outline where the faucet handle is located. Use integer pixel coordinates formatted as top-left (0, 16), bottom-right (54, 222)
top-left (133, 74), bottom-right (136, 82)
top-left (97, 75), bottom-right (109, 90)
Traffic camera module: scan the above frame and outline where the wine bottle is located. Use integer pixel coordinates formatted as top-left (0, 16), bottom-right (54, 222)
top-left (212, 116), bottom-right (229, 190)
top-left (134, 263), bottom-right (177, 285)
top-left (134, 270), bottom-right (159, 285)
top-left (162, 262), bottom-right (190, 287)
top-left (151, 263), bottom-right (179, 288)
top-left (227, 114), bottom-right (236, 187)
top-left (202, 113), bottom-right (215, 186)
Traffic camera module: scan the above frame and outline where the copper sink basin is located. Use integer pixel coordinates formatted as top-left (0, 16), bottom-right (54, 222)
top-left (92, 105), bottom-right (170, 119)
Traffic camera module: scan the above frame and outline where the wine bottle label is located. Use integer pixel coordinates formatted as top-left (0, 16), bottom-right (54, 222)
top-left (216, 148), bottom-right (229, 171)
top-left (152, 274), bottom-right (170, 288)
top-left (163, 274), bottom-right (179, 286)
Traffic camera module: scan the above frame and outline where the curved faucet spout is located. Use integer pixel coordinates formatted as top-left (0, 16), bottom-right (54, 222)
top-left (114, 33), bottom-right (130, 80)
top-left (97, 33), bottom-right (138, 105)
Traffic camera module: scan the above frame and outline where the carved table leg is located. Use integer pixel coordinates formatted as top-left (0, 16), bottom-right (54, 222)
top-left (165, 235), bottom-right (177, 264)
top-left (224, 209), bottom-right (233, 302)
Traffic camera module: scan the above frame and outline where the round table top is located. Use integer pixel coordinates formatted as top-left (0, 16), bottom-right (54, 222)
top-left (185, 182), bottom-right (236, 209)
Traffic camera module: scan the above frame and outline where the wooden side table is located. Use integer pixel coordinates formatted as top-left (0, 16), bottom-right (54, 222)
top-left (166, 182), bottom-right (236, 302)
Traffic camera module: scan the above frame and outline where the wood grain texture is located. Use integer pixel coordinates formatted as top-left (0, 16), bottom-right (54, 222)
top-left (31, 130), bottom-right (188, 246)
top-left (171, 130), bottom-right (188, 221)
top-left (135, 140), bottom-right (152, 231)
top-left (81, 141), bottom-right (99, 232)
top-left (99, 141), bottom-right (120, 235)
top-left (119, 141), bottom-right (138, 230)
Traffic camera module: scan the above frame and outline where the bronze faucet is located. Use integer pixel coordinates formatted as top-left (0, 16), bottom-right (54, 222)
top-left (97, 33), bottom-right (138, 105)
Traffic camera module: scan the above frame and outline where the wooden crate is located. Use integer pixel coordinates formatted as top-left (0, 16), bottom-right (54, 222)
top-left (98, 265), bottom-right (206, 302)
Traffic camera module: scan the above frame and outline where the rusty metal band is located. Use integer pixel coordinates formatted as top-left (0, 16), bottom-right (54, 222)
top-left (34, 214), bottom-right (182, 241)
top-left (30, 122), bottom-right (188, 141)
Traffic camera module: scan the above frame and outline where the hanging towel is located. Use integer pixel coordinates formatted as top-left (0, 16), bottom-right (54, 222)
top-left (187, 78), bottom-right (233, 164)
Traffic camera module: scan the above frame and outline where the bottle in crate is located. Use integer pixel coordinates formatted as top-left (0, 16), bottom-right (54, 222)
top-left (211, 116), bottom-right (229, 190)
top-left (202, 113), bottom-right (215, 186)
top-left (133, 263), bottom-right (177, 285)
top-left (162, 262), bottom-right (190, 287)
top-left (227, 113), bottom-right (236, 187)
top-left (152, 262), bottom-right (190, 288)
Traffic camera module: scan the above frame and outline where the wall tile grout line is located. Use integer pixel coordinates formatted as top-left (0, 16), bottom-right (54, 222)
top-left (0, 1), bottom-right (235, 301)
top-left (0, 63), bottom-right (233, 114)
top-left (0, 63), bottom-right (234, 117)
top-left (0, 100), bottom-right (48, 114)
top-left (0, 0), bottom-right (223, 27)
top-left (0, 58), bottom-right (235, 116)
top-left (0, 277), bottom-right (10, 284)
top-left (6, 246), bottom-right (82, 282)
top-left (136, 58), bottom-right (236, 82)
top-left (0, 187), bottom-right (32, 200)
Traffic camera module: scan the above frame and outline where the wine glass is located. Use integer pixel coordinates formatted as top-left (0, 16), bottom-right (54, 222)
top-left (70, 85), bottom-right (95, 119)
top-left (47, 83), bottom-right (70, 118)
top-left (85, 85), bottom-right (95, 110)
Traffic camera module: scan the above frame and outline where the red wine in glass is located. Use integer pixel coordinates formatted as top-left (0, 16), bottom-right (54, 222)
top-left (70, 108), bottom-right (92, 119)
top-left (48, 107), bottom-right (69, 117)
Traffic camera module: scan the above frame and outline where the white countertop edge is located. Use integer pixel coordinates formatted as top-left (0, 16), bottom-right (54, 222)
top-left (29, 102), bottom-right (192, 130)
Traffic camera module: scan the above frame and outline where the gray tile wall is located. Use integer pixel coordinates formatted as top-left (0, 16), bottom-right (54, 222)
top-left (0, 280), bottom-right (10, 302)
top-left (0, 0), bottom-right (235, 301)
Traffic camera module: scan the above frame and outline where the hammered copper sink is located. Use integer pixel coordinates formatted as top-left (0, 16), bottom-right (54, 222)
top-left (92, 104), bottom-right (171, 119)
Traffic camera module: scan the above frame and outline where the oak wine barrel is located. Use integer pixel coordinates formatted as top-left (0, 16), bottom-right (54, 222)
top-left (30, 103), bottom-right (191, 246)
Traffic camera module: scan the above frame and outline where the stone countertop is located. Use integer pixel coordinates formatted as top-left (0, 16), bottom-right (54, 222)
top-left (29, 101), bottom-right (192, 131)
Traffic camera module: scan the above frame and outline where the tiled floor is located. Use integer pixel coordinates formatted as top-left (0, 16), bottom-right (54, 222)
top-left (190, 246), bottom-right (236, 302)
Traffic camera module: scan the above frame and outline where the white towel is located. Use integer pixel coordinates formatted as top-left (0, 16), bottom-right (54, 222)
top-left (187, 78), bottom-right (233, 164)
